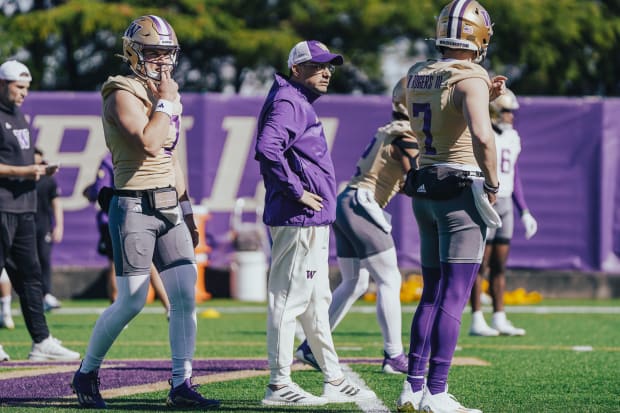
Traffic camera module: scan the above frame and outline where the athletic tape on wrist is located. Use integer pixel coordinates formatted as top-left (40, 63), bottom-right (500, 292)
top-left (483, 181), bottom-right (500, 194)
top-left (180, 200), bottom-right (193, 216)
top-left (154, 99), bottom-right (173, 117)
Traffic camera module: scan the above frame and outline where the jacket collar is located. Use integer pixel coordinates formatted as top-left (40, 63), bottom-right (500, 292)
top-left (0, 99), bottom-right (16, 114)
top-left (274, 72), bottom-right (321, 103)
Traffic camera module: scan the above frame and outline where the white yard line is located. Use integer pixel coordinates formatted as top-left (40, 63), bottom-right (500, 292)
top-left (27, 305), bottom-right (620, 316)
top-left (341, 363), bottom-right (392, 413)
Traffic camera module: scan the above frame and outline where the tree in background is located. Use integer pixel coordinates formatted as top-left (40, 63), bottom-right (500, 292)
top-left (0, 0), bottom-right (619, 96)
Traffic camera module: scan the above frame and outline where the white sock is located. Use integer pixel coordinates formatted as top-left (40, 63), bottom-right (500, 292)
top-left (492, 311), bottom-right (507, 325)
top-left (1, 296), bottom-right (11, 315)
top-left (472, 310), bottom-right (487, 324)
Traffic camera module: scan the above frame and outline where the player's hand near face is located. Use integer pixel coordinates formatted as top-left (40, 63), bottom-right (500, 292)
top-left (147, 67), bottom-right (178, 102)
top-left (489, 75), bottom-right (507, 101)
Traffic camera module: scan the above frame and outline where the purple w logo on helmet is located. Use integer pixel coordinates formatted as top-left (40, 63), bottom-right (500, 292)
top-left (124, 22), bottom-right (142, 38)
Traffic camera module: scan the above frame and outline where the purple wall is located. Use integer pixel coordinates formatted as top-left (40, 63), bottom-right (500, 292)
top-left (22, 93), bottom-right (620, 273)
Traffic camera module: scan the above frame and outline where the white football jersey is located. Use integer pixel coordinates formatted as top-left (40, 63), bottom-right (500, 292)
top-left (494, 123), bottom-right (521, 198)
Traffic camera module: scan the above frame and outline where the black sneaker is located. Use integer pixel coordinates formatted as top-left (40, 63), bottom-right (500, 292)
top-left (71, 364), bottom-right (106, 409)
top-left (166, 378), bottom-right (220, 409)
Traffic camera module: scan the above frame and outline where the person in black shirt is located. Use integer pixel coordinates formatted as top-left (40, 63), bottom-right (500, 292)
top-left (0, 60), bottom-right (78, 361)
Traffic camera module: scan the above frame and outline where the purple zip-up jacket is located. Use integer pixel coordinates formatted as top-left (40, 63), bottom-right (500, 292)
top-left (255, 73), bottom-right (336, 227)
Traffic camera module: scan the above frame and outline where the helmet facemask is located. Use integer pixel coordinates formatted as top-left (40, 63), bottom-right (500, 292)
top-left (124, 40), bottom-right (179, 82)
top-left (121, 15), bottom-right (180, 82)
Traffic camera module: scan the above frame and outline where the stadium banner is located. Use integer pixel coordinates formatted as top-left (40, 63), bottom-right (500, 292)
top-left (22, 93), bottom-right (620, 273)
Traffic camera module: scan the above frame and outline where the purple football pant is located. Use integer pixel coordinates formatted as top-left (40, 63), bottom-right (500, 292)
top-left (407, 262), bottom-right (479, 394)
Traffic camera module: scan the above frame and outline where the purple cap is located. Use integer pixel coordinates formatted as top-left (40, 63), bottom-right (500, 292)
top-left (287, 40), bottom-right (344, 68)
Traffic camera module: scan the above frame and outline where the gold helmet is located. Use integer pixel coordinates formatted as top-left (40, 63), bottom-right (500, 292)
top-left (490, 88), bottom-right (519, 120)
top-left (122, 15), bottom-right (180, 82)
top-left (391, 76), bottom-right (409, 120)
top-left (436, 0), bottom-right (493, 63)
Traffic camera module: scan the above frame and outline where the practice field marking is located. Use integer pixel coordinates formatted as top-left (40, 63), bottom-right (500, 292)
top-left (66, 369), bottom-right (271, 400)
top-left (23, 304), bottom-right (620, 316)
top-left (0, 357), bottom-right (489, 405)
top-left (341, 363), bottom-right (391, 413)
top-left (0, 364), bottom-right (76, 380)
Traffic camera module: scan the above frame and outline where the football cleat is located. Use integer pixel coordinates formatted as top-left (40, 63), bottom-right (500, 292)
top-left (397, 380), bottom-right (424, 412)
top-left (322, 377), bottom-right (377, 403)
top-left (382, 351), bottom-right (409, 374)
top-left (262, 382), bottom-right (327, 406)
top-left (295, 340), bottom-right (321, 371)
top-left (491, 318), bottom-right (525, 336)
top-left (420, 390), bottom-right (482, 413)
top-left (72, 364), bottom-right (106, 409)
top-left (166, 378), bottom-right (220, 409)
top-left (470, 311), bottom-right (499, 337)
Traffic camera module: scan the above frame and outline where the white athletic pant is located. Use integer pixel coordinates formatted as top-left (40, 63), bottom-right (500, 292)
top-left (266, 225), bottom-right (342, 384)
top-left (329, 249), bottom-right (403, 357)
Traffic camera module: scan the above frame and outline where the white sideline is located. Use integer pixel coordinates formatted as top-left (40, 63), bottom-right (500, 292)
top-left (25, 305), bottom-right (620, 315)
top-left (341, 363), bottom-right (391, 413)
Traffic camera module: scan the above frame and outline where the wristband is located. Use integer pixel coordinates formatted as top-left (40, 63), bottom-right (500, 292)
top-left (154, 99), bottom-right (173, 117)
top-left (483, 181), bottom-right (500, 194)
top-left (180, 200), bottom-right (193, 216)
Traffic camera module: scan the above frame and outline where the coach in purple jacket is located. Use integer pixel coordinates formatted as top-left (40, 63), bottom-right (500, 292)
top-left (255, 40), bottom-right (376, 406)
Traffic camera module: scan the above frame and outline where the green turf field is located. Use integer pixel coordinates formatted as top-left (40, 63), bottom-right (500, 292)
top-left (1, 298), bottom-right (619, 412)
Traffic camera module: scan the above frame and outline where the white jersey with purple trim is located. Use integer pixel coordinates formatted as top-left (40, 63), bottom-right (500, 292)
top-left (494, 123), bottom-right (521, 198)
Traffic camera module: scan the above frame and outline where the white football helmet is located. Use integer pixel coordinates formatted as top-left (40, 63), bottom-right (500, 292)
top-left (490, 88), bottom-right (519, 120)
top-left (436, 0), bottom-right (493, 63)
top-left (122, 15), bottom-right (180, 82)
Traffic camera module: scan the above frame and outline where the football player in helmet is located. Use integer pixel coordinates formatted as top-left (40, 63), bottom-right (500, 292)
top-left (469, 88), bottom-right (537, 337)
top-left (121, 14), bottom-right (180, 83)
top-left (295, 77), bottom-right (418, 375)
top-left (397, 1), bottom-right (505, 412)
top-left (72, 15), bottom-right (219, 410)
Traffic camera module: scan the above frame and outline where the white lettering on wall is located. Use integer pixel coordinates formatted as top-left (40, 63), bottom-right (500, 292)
top-left (205, 116), bottom-right (257, 212)
top-left (200, 116), bottom-right (339, 213)
top-left (33, 115), bottom-right (108, 210)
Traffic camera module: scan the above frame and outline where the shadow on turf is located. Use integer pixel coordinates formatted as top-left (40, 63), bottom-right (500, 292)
top-left (1, 398), bottom-right (362, 412)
